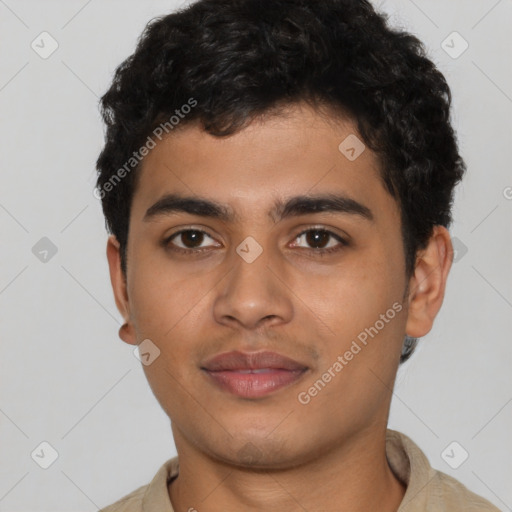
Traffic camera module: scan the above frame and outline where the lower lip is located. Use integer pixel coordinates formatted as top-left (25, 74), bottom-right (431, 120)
top-left (203, 369), bottom-right (307, 398)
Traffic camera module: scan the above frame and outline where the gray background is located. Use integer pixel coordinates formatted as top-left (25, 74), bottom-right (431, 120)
top-left (0, 0), bottom-right (511, 510)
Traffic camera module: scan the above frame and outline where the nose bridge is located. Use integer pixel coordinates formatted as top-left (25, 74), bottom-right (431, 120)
top-left (212, 234), bottom-right (293, 329)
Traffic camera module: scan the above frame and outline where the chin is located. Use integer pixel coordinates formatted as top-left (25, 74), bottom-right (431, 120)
top-left (207, 433), bottom-right (312, 470)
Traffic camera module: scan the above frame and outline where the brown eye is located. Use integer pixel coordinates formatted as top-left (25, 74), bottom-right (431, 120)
top-left (305, 229), bottom-right (331, 249)
top-left (164, 229), bottom-right (218, 253)
top-left (292, 228), bottom-right (348, 254)
top-left (175, 230), bottom-right (206, 248)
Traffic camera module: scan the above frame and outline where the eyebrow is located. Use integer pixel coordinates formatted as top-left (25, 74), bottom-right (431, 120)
top-left (143, 192), bottom-right (374, 224)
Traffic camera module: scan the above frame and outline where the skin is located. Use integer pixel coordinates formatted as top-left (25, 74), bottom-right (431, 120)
top-left (106, 102), bottom-right (453, 512)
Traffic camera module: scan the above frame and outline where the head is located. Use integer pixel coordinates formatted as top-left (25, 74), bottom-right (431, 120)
top-left (96, 0), bottom-right (464, 468)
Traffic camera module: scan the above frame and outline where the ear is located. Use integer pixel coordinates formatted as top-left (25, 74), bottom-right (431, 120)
top-left (106, 235), bottom-right (137, 345)
top-left (405, 226), bottom-right (453, 338)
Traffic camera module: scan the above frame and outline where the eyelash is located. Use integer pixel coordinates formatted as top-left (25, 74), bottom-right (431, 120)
top-left (162, 227), bottom-right (349, 256)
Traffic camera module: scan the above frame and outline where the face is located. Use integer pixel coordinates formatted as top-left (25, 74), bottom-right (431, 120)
top-left (108, 103), bottom-right (428, 468)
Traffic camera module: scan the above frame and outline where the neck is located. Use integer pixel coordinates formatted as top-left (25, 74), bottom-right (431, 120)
top-left (168, 426), bottom-right (406, 512)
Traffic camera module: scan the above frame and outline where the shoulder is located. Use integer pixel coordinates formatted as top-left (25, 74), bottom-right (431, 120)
top-left (386, 429), bottom-right (501, 512)
top-left (98, 484), bottom-right (147, 512)
top-left (98, 456), bottom-right (179, 512)
top-left (429, 469), bottom-right (502, 511)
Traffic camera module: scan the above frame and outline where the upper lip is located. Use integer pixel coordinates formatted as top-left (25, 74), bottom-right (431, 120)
top-left (201, 350), bottom-right (308, 372)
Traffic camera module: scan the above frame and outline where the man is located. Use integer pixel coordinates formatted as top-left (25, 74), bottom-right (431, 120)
top-left (95, 0), bottom-right (500, 510)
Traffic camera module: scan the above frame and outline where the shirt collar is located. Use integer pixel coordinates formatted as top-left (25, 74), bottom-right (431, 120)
top-left (386, 428), bottom-right (436, 511)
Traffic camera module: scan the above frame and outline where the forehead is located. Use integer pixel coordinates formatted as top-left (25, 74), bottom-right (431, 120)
top-left (130, 103), bottom-right (395, 224)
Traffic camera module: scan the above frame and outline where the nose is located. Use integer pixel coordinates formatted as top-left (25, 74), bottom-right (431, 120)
top-left (212, 246), bottom-right (294, 331)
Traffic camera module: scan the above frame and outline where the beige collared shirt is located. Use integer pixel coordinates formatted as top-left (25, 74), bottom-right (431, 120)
top-left (99, 429), bottom-right (501, 511)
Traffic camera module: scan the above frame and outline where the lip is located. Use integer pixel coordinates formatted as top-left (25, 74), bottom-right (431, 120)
top-left (201, 350), bottom-right (309, 399)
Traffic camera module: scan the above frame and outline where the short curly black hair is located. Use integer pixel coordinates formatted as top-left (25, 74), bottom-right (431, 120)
top-left (95, 0), bottom-right (466, 364)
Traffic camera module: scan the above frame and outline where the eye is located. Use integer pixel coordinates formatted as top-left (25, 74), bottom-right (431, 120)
top-left (163, 229), bottom-right (219, 254)
top-left (291, 228), bottom-right (348, 255)
top-left (162, 227), bottom-right (349, 256)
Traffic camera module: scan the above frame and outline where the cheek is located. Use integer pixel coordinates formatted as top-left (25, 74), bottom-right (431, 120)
top-left (127, 256), bottom-right (199, 336)
top-left (309, 262), bottom-right (394, 326)
top-left (304, 250), bottom-right (406, 359)
top-left (128, 261), bottom-right (208, 384)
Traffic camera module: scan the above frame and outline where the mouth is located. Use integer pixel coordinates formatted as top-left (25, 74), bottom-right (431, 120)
top-left (201, 350), bottom-right (309, 399)
top-left (202, 368), bottom-right (308, 398)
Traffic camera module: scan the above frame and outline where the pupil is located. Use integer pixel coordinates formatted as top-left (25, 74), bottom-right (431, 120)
top-left (183, 231), bottom-right (203, 247)
top-left (307, 230), bottom-right (329, 249)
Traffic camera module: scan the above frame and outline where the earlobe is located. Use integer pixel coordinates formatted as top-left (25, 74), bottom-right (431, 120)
top-left (106, 235), bottom-right (138, 346)
top-left (119, 321), bottom-right (138, 346)
top-left (404, 226), bottom-right (453, 338)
